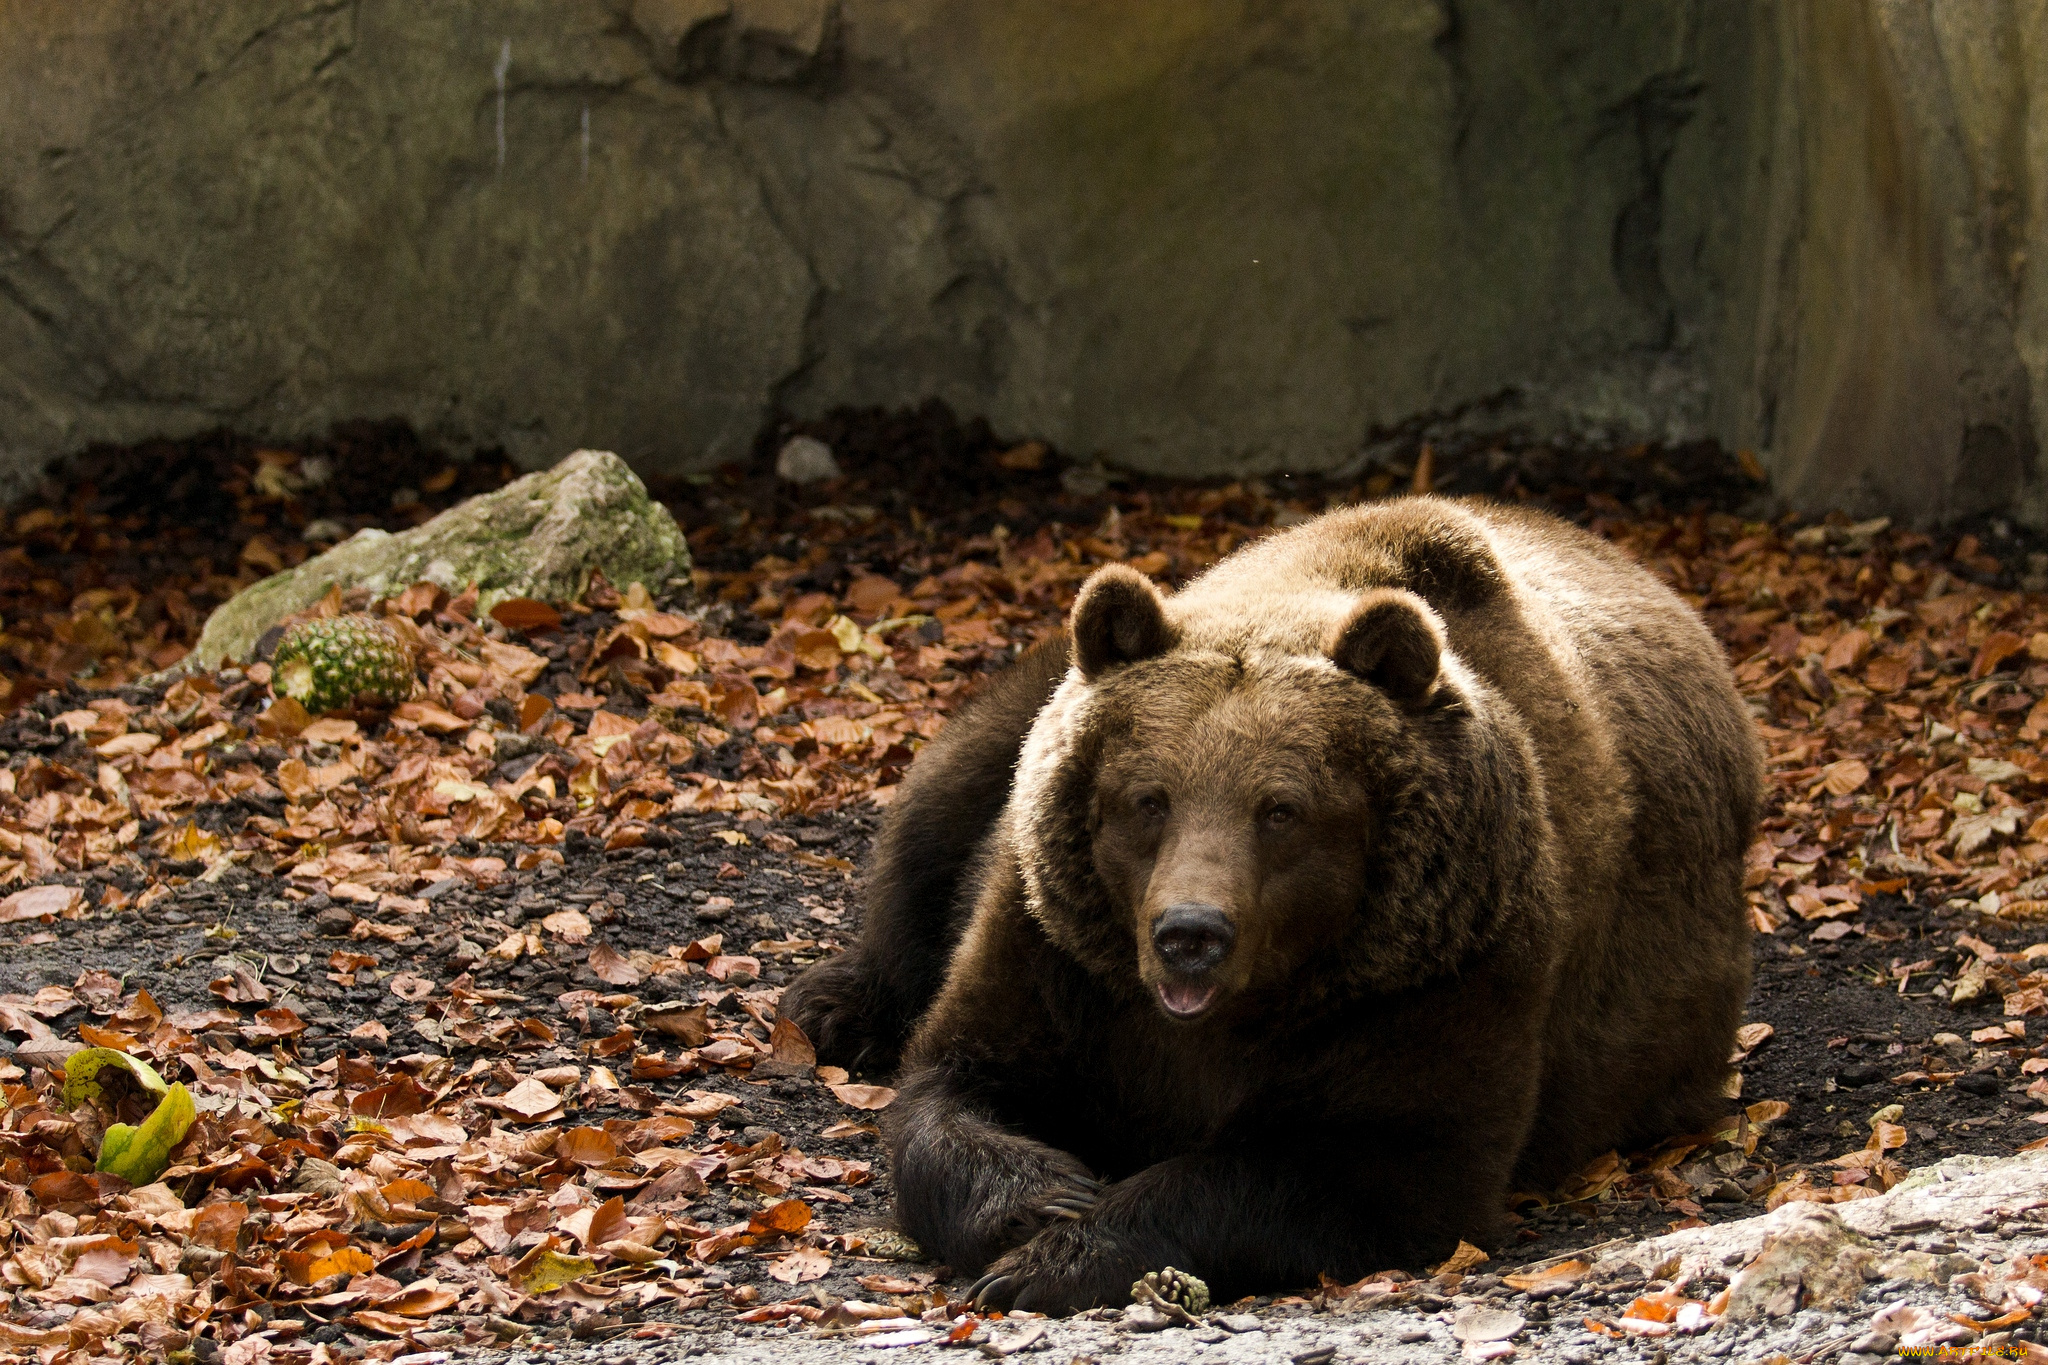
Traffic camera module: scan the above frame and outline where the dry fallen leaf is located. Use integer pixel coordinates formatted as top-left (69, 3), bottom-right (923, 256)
top-left (769, 1246), bottom-right (834, 1283)
top-left (588, 941), bottom-right (645, 986)
top-left (0, 885), bottom-right (82, 923)
top-left (542, 909), bottom-right (593, 944)
top-left (1430, 1240), bottom-right (1490, 1277)
top-left (827, 1083), bottom-right (897, 1111)
top-left (479, 1077), bottom-right (564, 1122)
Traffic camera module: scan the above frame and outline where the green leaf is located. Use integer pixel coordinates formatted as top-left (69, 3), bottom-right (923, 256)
top-left (96, 1082), bottom-right (196, 1185)
top-left (61, 1048), bottom-right (169, 1110)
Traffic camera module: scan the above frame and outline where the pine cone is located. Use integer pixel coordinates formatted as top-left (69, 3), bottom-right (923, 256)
top-left (1132, 1266), bottom-right (1210, 1316)
top-left (271, 615), bottom-right (418, 713)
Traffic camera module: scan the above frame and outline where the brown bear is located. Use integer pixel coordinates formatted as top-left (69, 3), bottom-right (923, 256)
top-left (781, 496), bottom-right (1761, 1314)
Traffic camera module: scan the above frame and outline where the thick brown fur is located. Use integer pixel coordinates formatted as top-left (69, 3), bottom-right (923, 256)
top-left (782, 497), bottom-right (1761, 1312)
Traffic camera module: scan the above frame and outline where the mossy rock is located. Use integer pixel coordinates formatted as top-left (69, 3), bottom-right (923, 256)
top-left (184, 450), bottom-right (690, 669)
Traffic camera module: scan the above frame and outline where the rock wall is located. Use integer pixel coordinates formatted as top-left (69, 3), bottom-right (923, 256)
top-left (1, 1), bottom-right (2046, 522)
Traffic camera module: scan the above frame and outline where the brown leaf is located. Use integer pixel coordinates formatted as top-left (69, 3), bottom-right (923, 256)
top-left (827, 1083), bottom-right (897, 1111)
top-left (588, 942), bottom-right (645, 986)
top-left (768, 1016), bottom-right (816, 1069)
top-left (31, 1171), bottom-right (123, 1207)
top-left (371, 1278), bottom-right (460, 1317)
top-left (348, 1310), bottom-right (425, 1337)
top-left (1430, 1240), bottom-right (1490, 1276)
top-left (1974, 631), bottom-right (2027, 679)
top-left (1862, 654), bottom-right (1911, 693)
top-left (351, 1075), bottom-right (428, 1119)
top-left (542, 908), bottom-right (592, 944)
top-left (282, 1245), bottom-right (375, 1285)
top-left (190, 1202), bottom-right (245, 1251)
top-left (1746, 1099), bottom-right (1792, 1125)
top-left (1734, 1022), bottom-right (1774, 1052)
top-left (387, 972), bottom-right (436, 1002)
top-left (821, 1119), bottom-right (879, 1139)
top-left (244, 1007), bottom-right (307, 1041)
top-left (70, 1242), bottom-right (139, 1288)
top-left (256, 695), bottom-right (312, 738)
top-left (388, 581), bottom-right (447, 619)
top-left (791, 629), bottom-right (842, 672)
top-left (748, 1198), bottom-right (812, 1237)
top-left (769, 1246), bottom-right (834, 1283)
top-left (207, 965), bottom-right (272, 1005)
top-left (491, 598), bottom-right (563, 632)
top-left (1821, 630), bottom-right (1870, 673)
top-left (556, 1127), bottom-right (619, 1167)
top-left (632, 1052), bottom-right (698, 1080)
top-left (0, 885), bottom-right (82, 924)
top-left (73, 969), bottom-right (123, 1014)
top-left (561, 1196), bottom-right (629, 1250)
top-left (392, 700), bottom-right (468, 734)
top-left (479, 1077), bottom-right (563, 1122)
top-left (481, 638), bottom-right (549, 684)
top-left (1503, 1259), bottom-right (1589, 1295)
top-left (705, 954), bottom-right (761, 982)
top-left (1816, 759), bottom-right (1869, 797)
top-left (620, 997), bottom-right (706, 1055)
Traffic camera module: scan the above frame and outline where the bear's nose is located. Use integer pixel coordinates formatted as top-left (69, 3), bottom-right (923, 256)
top-left (1152, 903), bottom-right (1236, 974)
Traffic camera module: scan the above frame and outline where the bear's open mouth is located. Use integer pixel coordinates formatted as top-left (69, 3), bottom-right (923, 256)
top-left (1156, 978), bottom-right (1219, 1018)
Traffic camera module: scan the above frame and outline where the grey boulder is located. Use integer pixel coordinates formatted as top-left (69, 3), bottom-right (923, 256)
top-left (183, 449), bottom-right (690, 669)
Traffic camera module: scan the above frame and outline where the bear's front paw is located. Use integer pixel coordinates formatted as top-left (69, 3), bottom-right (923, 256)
top-left (967, 1218), bottom-right (1145, 1316)
top-left (960, 1159), bottom-right (1103, 1267)
top-left (779, 951), bottom-right (894, 1072)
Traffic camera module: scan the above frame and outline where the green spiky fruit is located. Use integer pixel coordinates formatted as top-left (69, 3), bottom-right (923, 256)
top-left (271, 615), bottom-right (417, 713)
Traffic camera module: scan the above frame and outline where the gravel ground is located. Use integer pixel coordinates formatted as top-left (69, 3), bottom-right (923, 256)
top-left (445, 1153), bottom-right (2048, 1364)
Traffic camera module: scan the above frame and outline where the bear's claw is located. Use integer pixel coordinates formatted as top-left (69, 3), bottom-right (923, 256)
top-left (967, 1218), bottom-right (1142, 1315)
top-left (1038, 1194), bottom-right (1096, 1220)
top-left (968, 1273), bottom-right (1016, 1310)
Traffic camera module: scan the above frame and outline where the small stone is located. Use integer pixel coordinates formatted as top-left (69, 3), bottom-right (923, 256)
top-left (1725, 1203), bottom-right (1876, 1320)
top-left (776, 435), bottom-right (842, 485)
top-left (1061, 462), bottom-right (1114, 497)
top-left (1848, 1331), bottom-right (1897, 1355)
top-left (1121, 1305), bottom-right (1170, 1332)
top-left (1451, 1307), bottom-right (1524, 1343)
top-left (1398, 1329), bottom-right (1432, 1343)
top-left (1215, 1315), bottom-right (1263, 1334)
top-left (313, 907), bottom-right (356, 936)
top-left (1289, 1348), bottom-right (1335, 1365)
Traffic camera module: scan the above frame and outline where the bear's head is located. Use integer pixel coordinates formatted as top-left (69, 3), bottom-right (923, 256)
top-left (1004, 526), bottom-right (1550, 1025)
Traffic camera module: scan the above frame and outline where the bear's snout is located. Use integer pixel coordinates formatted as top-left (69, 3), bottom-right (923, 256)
top-left (1152, 902), bottom-right (1236, 975)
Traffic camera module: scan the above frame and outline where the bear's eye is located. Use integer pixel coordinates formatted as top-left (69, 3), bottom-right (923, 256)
top-left (1135, 793), bottom-right (1169, 821)
top-left (1264, 804), bottom-right (1297, 829)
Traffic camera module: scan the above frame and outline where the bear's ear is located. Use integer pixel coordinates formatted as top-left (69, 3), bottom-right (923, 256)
top-left (1325, 589), bottom-right (1443, 706)
top-left (1071, 564), bottom-right (1176, 680)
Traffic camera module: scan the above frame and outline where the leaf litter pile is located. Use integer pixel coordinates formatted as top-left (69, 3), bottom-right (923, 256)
top-left (3, 412), bottom-right (2048, 1357)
